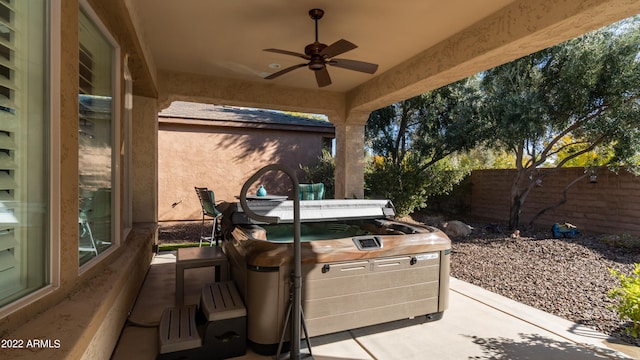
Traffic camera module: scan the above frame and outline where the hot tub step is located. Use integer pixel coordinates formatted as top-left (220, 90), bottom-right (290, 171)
top-left (158, 304), bottom-right (202, 356)
top-left (200, 281), bottom-right (247, 359)
top-left (201, 281), bottom-right (246, 321)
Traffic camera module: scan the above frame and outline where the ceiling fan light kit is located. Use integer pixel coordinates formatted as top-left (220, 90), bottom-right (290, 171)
top-left (264, 8), bottom-right (379, 87)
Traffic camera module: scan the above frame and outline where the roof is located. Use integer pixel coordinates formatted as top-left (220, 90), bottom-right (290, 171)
top-left (159, 101), bottom-right (334, 129)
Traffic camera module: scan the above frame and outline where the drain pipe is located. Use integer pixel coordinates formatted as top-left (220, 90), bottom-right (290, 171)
top-left (239, 164), bottom-right (304, 359)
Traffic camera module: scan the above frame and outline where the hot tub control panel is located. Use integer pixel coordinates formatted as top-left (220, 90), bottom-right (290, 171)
top-left (353, 236), bottom-right (383, 250)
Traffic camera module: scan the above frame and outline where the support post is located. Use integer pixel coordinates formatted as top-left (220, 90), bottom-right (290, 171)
top-left (333, 112), bottom-right (369, 199)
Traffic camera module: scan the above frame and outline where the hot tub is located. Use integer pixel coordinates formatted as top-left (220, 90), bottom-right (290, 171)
top-left (220, 199), bottom-right (451, 354)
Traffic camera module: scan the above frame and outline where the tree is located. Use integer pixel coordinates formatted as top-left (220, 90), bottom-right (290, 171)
top-left (365, 76), bottom-right (490, 216)
top-left (481, 17), bottom-right (640, 229)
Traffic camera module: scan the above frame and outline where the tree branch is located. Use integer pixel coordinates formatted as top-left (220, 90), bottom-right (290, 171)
top-left (546, 140), bottom-right (593, 158)
top-left (555, 135), bottom-right (606, 168)
top-left (527, 172), bottom-right (590, 227)
top-left (538, 104), bottom-right (608, 157)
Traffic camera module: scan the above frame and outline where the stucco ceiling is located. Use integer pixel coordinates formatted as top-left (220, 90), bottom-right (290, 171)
top-left (124, 0), bottom-right (640, 116)
top-left (128, 0), bottom-right (514, 93)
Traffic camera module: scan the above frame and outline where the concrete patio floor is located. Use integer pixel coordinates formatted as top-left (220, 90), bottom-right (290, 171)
top-left (111, 251), bottom-right (639, 360)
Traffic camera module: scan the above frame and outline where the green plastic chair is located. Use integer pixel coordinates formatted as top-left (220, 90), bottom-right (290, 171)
top-left (299, 183), bottom-right (325, 200)
top-left (194, 187), bottom-right (223, 246)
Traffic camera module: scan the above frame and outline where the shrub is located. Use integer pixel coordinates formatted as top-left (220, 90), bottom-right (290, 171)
top-left (608, 264), bottom-right (640, 338)
top-left (602, 233), bottom-right (640, 249)
top-left (364, 154), bottom-right (469, 217)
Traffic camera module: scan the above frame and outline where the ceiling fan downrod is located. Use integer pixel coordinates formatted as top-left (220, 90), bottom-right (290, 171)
top-left (309, 8), bottom-right (324, 43)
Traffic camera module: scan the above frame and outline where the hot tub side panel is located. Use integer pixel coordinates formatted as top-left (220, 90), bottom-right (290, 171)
top-left (240, 250), bottom-right (446, 348)
top-left (302, 252), bottom-right (443, 337)
top-left (439, 249), bottom-right (451, 313)
top-left (245, 267), bottom-right (289, 347)
top-left (223, 240), bottom-right (290, 349)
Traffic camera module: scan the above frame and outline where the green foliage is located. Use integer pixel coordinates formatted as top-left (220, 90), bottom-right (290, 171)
top-left (364, 76), bottom-right (487, 216)
top-left (602, 233), bottom-right (640, 250)
top-left (608, 264), bottom-right (640, 338)
top-left (453, 147), bottom-right (517, 169)
top-left (299, 148), bottom-right (335, 199)
top-left (366, 76), bottom-right (490, 166)
top-left (365, 154), bottom-right (469, 216)
top-left (479, 16), bottom-right (640, 228)
top-left (548, 134), bottom-right (615, 167)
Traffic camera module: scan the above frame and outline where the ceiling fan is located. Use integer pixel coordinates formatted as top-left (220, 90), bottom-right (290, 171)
top-left (264, 8), bottom-right (379, 88)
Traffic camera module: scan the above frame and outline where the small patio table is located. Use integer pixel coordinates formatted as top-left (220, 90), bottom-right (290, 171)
top-left (175, 246), bottom-right (229, 305)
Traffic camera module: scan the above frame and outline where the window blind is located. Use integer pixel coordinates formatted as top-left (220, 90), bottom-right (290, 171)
top-left (0, 0), bottom-right (20, 297)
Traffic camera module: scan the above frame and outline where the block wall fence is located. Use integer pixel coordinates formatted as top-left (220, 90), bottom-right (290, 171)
top-left (450, 168), bottom-right (640, 236)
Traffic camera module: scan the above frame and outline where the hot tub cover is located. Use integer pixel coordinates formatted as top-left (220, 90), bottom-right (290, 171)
top-left (225, 199), bottom-right (395, 224)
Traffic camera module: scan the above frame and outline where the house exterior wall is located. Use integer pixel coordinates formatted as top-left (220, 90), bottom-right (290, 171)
top-left (0, 2), bottom-right (158, 359)
top-left (464, 168), bottom-right (640, 235)
top-left (158, 118), bottom-right (334, 222)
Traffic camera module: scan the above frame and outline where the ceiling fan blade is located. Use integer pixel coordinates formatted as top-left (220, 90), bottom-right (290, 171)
top-left (320, 39), bottom-right (357, 58)
top-left (264, 63), bottom-right (307, 79)
top-left (264, 48), bottom-right (310, 60)
top-left (315, 67), bottom-right (331, 87)
top-left (329, 58), bottom-right (379, 74)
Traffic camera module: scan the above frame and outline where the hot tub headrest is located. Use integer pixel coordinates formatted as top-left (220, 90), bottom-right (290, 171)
top-left (224, 199), bottom-right (395, 225)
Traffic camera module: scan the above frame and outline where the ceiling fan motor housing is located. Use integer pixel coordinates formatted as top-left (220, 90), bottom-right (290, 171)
top-left (308, 58), bottom-right (325, 71)
top-left (305, 42), bottom-right (327, 70)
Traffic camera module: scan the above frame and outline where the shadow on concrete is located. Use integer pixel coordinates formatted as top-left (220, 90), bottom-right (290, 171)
top-left (465, 333), bottom-right (625, 360)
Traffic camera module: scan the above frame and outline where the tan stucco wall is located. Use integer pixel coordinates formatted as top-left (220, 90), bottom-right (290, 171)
top-left (0, 2), bottom-right (158, 359)
top-left (158, 120), bottom-right (333, 222)
top-left (132, 95), bottom-right (159, 223)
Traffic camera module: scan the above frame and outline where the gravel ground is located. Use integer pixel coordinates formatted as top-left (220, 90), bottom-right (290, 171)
top-left (158, 219), bottom-right (640, 347)
top-left (158, 221), bottom-right (208, 244)
top-left (444, 221), bottom-right (640, 348)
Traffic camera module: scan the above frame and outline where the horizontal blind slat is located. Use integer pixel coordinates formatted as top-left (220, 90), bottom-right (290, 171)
top-left (0, 132), bottom-right (15, 150)
top-left (0, 231), bottom-right (16, 251)
top-left (0, 152), bottom-right (15, 170)
top-left (0, 249), bottom-right (16, 272)
top-left (0, 171), bottom-right (17, 190)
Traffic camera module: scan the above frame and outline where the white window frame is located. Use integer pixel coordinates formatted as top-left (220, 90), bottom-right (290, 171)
top-left (78, 0), bottom-right (121, 272)
top-left (122, 57), bottom-right (132, 240)
top-left (0, 0), bottom-right (59, 317)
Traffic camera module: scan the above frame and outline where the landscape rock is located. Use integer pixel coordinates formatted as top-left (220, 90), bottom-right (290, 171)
top-left (442, 220), bottom-right (473, 237)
